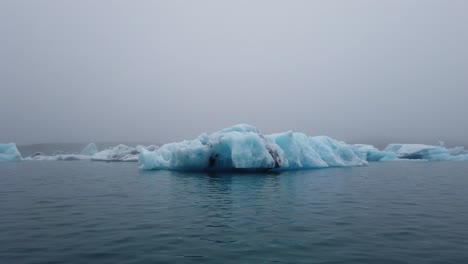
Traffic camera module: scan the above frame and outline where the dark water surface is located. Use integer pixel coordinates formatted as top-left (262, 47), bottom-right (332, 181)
top-left (1, 161), bottom-right (468, 263)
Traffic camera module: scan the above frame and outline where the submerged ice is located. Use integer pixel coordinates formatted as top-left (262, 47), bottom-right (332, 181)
top-left (139, 124), bottom-right (367, 171)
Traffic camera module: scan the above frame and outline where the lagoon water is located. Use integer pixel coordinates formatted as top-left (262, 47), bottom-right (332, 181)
top-left (1, 161), bottom-right (468, 263)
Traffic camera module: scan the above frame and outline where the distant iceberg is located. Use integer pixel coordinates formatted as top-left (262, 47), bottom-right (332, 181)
top-left (19, 143), bottom-right (158, 162)
top-left (139, 124), bottom-right (367, 171)
top-left (91, 144), bottom-right (140, 162)
top-left (24, 153), bottom-right (91, 161)
top-left (0, 143), bottom-right (22, 162)
top-left (89, 144), bottom-right (158, 162)
top-left (81, 143), bottom-right (98, 155)
top-left (24, 143), bottom-right (97, 161)
top-left (384, 144), bottom-right (468, 161)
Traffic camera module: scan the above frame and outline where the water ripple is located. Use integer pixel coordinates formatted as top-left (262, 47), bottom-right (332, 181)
top-left (1, 161), bottom-right (468, 263)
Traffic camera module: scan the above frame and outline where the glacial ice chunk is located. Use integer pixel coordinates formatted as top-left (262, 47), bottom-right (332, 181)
top-left (81, 143), bottom-right (98, 155)
top-left (351, 144), bottom-right (399, 161)
top-left (22, 143), bottom-right (98, 161)
top-left (23, 144), bottom-right (152, 162)
top-left (266, 132), bottom-right (362, 168)
top-left (137, 145), bottom-right (159, 152)
top-left (139, 124), bottom-right (367, 171)
top-left (91, 144), bottom-right (140, 162)
top-left (21, 144), bottom-right (156, 162)
top-left (0, 143), bottom-right (22, 162)
top-left (384, 144), bottom-right (468, 161)
top-left (140, 125), bottom-right (286, 171)
top-left (24, 154), bottom-right (91, 161)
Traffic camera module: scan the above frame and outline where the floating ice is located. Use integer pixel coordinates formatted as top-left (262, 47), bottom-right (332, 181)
top-left (139, 124), bottom-right (368, 171)
top-left (267, 132), bottom-right (366, 168)
top-left (138, 145), bottom-right (159, 152)
top-left (91, 144), bottom-right (140, 162)
top-left (351, 144), bottom-right (399, 162)
top-left (384, 144), bottom-right (468, 161)
top-left (0, 143), bottom-right (22, 162)
top-left (24, 154), bottom-right (91, 161)
top-left (81, 143), bottom-right (98, 155)
top-left (3, 127), bottom-right (467, 167)
top-left (23, 142), bottom-right (98, 161)
top-left (21, 144), bottom-right (156, 162)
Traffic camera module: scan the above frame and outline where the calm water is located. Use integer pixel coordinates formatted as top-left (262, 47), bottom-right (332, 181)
top-left (1, 161), bottom-right (468, 264)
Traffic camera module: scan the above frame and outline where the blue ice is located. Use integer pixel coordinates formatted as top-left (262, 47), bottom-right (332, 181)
top-left (351, 144), bottom-right (399, 162)
top-left (81, 143), bottom-right (98, 155)
top-left (0, 143), bottom-right (22, 162)
top-left (384, 144), bottom-right (468, 161)
top-left (139, 124), bottom-right (368, 171)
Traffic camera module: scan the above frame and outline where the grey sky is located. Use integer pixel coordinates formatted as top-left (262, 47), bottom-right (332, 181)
top-left (1, 0), bottom-right (467, 146)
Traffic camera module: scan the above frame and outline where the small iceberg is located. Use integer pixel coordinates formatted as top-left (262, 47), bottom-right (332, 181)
top-left (24, 154), bottom-right (91, 161)
top-left (0, 143), bottom-right (22, 162)
top-left (81, 143), bottom-right (98, 155)
top-left (23, 143), bottom-right (98, 161)
top-left (384, 144), bottom-right (468, 161)
top-left (91, 144), bottom-right (140, 162)
top-left (139, 124), bottom-right (367, 171)
top-left (89, 144), bottom-right (158, 162)
top-left (21, 143), bottom-right (157, 162)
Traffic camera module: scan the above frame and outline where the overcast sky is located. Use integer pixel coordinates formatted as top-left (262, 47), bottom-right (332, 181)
top-left (1, 0), bottom-right (467, 146)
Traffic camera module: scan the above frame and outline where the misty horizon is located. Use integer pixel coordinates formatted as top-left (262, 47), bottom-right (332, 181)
top-left (11, 126), bottom-right (464, 151)
top-left (1, 1), bottom-right (467, 147)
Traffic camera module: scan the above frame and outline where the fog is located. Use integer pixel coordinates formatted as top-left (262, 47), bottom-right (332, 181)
top-left (1, 0), bottom-right (467, 147)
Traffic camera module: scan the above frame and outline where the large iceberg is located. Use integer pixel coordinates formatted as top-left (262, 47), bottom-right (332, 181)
top-left (384, 144), bottom-right (468, 161)
top-left (0, 143), bottom-right (22, 162)
top-left (139, 124), bottom-right (367, 171)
